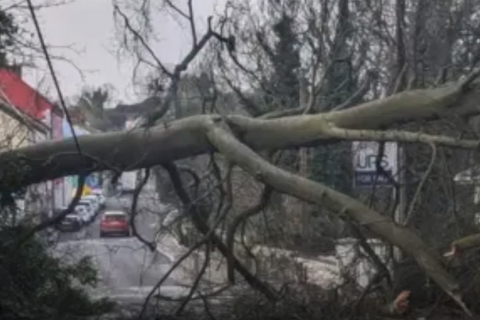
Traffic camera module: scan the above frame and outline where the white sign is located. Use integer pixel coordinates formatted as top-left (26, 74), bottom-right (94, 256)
top-left (352, 141), bottom-right (398, 187)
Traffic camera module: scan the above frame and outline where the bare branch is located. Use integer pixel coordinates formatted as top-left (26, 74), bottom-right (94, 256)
top-left (114, 5), bottom-right (172, 77)
top-left (226, 185), bottom-right (273, 284)
top-left (205, 119), bottom-right (469, 314)
top-left (323, 126), bottom-right (480, 149)
top-left (129, 168), bottom-right (156, 251)
top-left (162, 161), bottom-right (278, 300)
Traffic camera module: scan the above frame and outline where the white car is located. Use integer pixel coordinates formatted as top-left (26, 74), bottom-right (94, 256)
top-left (82, 195), bottom-right (100, 214)
top-left (76, 200), bottom-right (95, 222)
top-left (91, 189), bottom-right (106, 206)
top-left (74, 206), bottom-right (90, 224)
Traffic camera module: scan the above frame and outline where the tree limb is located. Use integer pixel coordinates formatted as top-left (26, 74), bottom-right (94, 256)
top-left (129, 168), bottom-right (156, 251)
top-left (205, 119), bottom-right (471, 315)
top-left (162, 162), bottom-right (278, 301)
top-left (445, 233), bottom-right (480, 258)
top-left (225, 185), bottom-right (273, 284)
top-left (323, 126), bottom-right (479, 149)
top-left (2, 78), bottom-right (480, 189)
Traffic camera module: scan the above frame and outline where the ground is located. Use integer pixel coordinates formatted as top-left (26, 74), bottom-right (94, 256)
top-left (50, 187), bottom-right (193, 317)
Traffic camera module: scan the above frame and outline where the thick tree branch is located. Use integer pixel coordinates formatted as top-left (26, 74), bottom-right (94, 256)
top-left (444, 233), bottom-right (480, 258)
top-left (204, 119), bottom-right (471, 315)
top-left (1, 78), bottom-right (480, 189)
top-left (323, 126), bottom-right (480, 148)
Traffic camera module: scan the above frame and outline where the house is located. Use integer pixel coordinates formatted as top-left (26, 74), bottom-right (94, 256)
top-left (0, 66), bottom-right (63, 219)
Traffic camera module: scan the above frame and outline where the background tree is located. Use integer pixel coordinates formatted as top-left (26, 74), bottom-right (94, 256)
top-left (0, 6), bottom-right (17, 67)
top-left (6, 0), bottom-right (480, 318)
top-left (69, 85), bottom-right (114, 131)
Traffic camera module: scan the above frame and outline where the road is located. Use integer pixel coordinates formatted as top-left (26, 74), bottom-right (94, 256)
top-left (51, 190), bottom-right (189, 308)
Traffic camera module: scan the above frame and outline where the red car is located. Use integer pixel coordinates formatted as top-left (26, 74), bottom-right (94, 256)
top-left (99, 210), bottom-right (131, 237)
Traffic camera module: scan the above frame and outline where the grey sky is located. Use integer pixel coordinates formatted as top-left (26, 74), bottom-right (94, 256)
top-left (21, 0), bottom-right (224, 105)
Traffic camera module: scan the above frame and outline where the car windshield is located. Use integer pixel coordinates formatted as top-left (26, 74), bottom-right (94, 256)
top-left (103, 212), bottom-right (127, 222)
top-left (78, 201), bottom-right (91, 206)
top-left (76, 205), bottom-right (90, 212)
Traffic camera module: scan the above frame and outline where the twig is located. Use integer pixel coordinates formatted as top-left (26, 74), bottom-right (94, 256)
top-left (140, 189), bottom-right (233, 318)
top-left (162, 162), bottom-right (278, 301)
top-left (129, 168), bottom-right (156, 251)
top-left (187, 0), bottom-right (197, 46)
top-left (331, 72), bottom-right (373, 111)
top-left (404, 143), bottom-right (437, 226)
top-left (114, 5), bottom-right (172, 77)
top-left (324, 125), bottom-right (480, 149)
top-left (225, 185), bottom-right (273, 284)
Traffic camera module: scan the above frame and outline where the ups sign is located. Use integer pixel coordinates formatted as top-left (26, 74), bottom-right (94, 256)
top-left (352, 141), bottom-right (398, 187)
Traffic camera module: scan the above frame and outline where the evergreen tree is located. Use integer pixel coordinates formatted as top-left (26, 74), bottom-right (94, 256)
top-left (0, 7), bottom-right (18, 67)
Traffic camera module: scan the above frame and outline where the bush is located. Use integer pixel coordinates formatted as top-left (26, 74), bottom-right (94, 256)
top-left (0, 225), bottom-right (114, 320)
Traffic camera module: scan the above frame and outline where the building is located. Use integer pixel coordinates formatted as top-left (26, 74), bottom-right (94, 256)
top-left (51, 106), bottom-right (65, 209)
top-left (61, 121), bottom-right (101, 205)
top-left (0, 66), bottom-right (62, 219)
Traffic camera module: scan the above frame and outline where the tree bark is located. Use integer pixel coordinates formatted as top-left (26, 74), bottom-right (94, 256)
top-left (1, 78), bottom-right (480, 189)
top-left (1, 76), bottom-right (479, 314)
top-left (205, 119), bottom-right (469, 313)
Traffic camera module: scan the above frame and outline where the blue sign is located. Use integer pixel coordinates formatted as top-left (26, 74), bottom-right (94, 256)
top-left (85, 175), bottom-right (99, 188)
top-left (69, 174), bottom-right (100, 189)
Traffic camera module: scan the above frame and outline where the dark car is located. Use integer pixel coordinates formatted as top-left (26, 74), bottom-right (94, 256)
top-left (99, 210), bottom-right (131, 237)
top-left (55, 213), bottom-right (82, 232)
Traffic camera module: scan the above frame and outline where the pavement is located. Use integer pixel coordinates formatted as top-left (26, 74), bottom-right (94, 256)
top-left (50, 190), bottom-right (190, 308)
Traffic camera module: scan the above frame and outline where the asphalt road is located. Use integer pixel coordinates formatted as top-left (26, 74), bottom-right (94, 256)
top-left (51, 190), bottom-right (188, 305)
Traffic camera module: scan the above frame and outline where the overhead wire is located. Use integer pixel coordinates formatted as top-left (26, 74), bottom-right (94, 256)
top-left (25, 0), bottom-right (83, 156)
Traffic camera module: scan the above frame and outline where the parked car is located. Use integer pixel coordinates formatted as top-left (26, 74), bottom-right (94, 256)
top-left (91, 189), bottom-right (106, 207)
top-left (55, 213), bottom-right (82, 232)
top-left (82, 195), bottom-right (100, 215)
top-left (74, 206), bottom-right (90, 224)
top-left (99, 210), bottom-right (131, 237)
top-left (76, 200), bottom-right (95, 222)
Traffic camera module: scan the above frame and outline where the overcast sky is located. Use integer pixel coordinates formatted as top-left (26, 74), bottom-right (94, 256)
top-left (19, 0), bottom-right (224, 105)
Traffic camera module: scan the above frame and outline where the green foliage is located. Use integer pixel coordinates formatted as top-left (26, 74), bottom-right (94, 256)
top-left (0, 225), bottom-right (114, 320)
top-left (259, 10), bottom-right (300, 114)
top-left (268, 12), bottom-right (300, 109)
top-left (0, 6), bottom-right (18, 66)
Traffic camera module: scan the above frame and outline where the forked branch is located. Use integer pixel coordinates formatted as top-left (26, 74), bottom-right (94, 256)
top-left (205, 119), bottom-right (471, 315)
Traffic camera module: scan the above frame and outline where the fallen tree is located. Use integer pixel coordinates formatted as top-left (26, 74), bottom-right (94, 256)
top-left (2, 74), bottom-right (480, 188)
top-left (2, 73), bottom-right (480, 314)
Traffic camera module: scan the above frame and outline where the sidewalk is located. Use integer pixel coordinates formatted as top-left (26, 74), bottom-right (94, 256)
top-left (155, 234), bottom-right (234, 285)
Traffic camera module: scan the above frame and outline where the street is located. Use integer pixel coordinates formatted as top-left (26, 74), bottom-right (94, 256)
top-left (50, 191), bottom-right (189, 307)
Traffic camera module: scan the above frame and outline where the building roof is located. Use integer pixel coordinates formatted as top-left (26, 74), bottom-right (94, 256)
top-left (0, 68), bottom-right (54, 121)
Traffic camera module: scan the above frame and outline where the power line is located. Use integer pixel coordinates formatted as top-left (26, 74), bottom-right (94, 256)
top-left (25, 0), bottom-right (83, 156)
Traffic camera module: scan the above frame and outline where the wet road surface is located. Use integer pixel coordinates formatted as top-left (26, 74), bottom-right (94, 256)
top-left (51, 191), bottom-right (187, 304)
